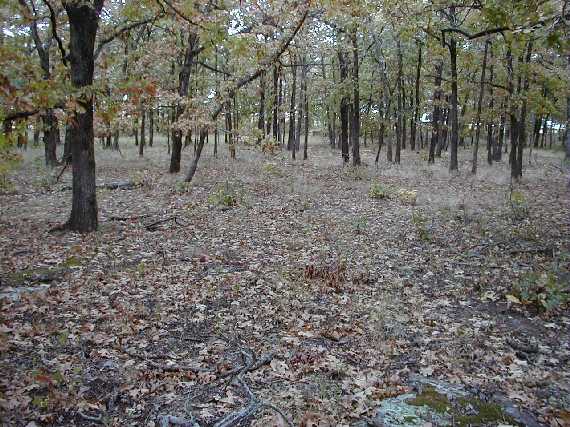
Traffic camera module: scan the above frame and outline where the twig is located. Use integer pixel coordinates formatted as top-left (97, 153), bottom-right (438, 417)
top-left (78, 410), bottom-right (102, 423)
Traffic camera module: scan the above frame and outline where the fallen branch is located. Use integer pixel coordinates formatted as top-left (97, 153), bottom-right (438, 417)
top-left (145, 216), bottom-right (190, 231)
top-left (508, 246), bottom-right (554, 257)
top-left (213, 377), bottom-right (259, 427)
top-left (148, 360), bottom-right (210, 373)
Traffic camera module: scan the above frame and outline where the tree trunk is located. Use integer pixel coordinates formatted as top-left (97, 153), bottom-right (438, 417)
top-left (351, 27), bottom-right (361, 166)
top-left (64, 1), bottom-right (102, 232)
top-left (43, 109), bottom-right (59, 167)
top-left (429, 61), bottom-right (443, 164)
top-left (395, 40), bottom-right (403, 164)
top-left (566, 56), bottom-right (570, 160)
top-left (338, 50), bottom-right (349, 163)
top-left (449, 35), bottom-right (459, 172)
top-left (287, 60), bottom-right (297, 154)
top-left (272, 66), bottom-right (279, 141)
top-left (170, 32), bottom-right (198, 173)
top-left (516, 40), bottom-right (533, 178)
top-left (303, 82), bottom-right (309, 160)
top-left (149, 109), bottom-right (154, 147)
top-left (472, 40), bottom-right (489, 174)
top-left (411, 42), bottom-right (422, 152)
top-left (139, 108), bottom-right (145, 157)
top-left (486, 44), bottom-right (495, 165)
top-left (257, 71), bottom-right (266, 144)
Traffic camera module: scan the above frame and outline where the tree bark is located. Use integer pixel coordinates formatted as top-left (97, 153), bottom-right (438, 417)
top-left (64, 1), bottom-right (103, 232)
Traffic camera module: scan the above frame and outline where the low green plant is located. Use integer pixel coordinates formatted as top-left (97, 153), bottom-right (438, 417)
top-left (412, 210), bottom-right (431, 242)
top-left (352, 216), bottom-right (368, 234)
top-left (369, 182), bottom-right (389, 199)
top-left (208, 181), bottom-right (239, 208)
top-left (262, 162), bottom-right (283, 176)
top-left (507, 271), bottom-right (569, 313)
top-left (509, 189), bottom-right (529, 220)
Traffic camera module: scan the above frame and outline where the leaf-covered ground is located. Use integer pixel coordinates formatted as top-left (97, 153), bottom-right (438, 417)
top-left (1, 139), bottom-right (569, 426)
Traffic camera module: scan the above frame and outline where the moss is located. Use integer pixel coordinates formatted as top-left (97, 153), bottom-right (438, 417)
top-left (61, 256), bottom-right (81, 268)
top-left (407, 387), bottom-right (451, 413)
top-left (406, 388), bottom-right (519, 426)
top-left (456, 398), bottom-right (518, 426)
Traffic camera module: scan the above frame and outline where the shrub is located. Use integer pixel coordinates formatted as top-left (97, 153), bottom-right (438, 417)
top-left (369, 182), bottom-right (389, 199)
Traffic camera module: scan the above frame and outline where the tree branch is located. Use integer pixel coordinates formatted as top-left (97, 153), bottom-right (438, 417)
top-left (42, 0), bottom-right (67, 66)
top-left (94, 14), bottom-right (163, 59)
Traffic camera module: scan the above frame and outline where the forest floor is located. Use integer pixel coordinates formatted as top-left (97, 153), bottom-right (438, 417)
top-left (1, 137), bottom-right (569, 427)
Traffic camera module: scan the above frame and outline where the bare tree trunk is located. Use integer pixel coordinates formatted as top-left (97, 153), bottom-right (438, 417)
top-left (486, 44), bottom-right (495, 165)
top-left (516, 40), bottom-right (533, 178)
top-left (411, 41), bottom-right (422, 152)
top-left (139, 108), bottom-right (145, 157)
top-left (472, 40), bottom-right (489, 174)
top-left (351, 27), bottom-right (361, 166)
top-left (64, 1), bottom-right (102, 232)
top-left (566, 56), bottom-right (570, 160)
top-left (287, 59), bottom-right (297, 155)
top-left (257, 71), bottom-right (265, 144)
top-left (338, 50), bottom-right (349, 163)
top-left (448, 30), bottom-right (459, 172)
top-left (149, 109), bottom-right (154, 147)
top-left (428, 62), bottom-right (442, 163)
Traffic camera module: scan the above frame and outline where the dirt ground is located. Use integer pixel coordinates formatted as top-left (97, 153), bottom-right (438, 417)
top-left (1, 136), bottom-right (569, 426)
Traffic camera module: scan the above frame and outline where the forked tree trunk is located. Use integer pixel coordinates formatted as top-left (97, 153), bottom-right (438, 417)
top-left (170, 32), bottom-right (198, 173)
top-left (64, 1), bottom-right (103, 232)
